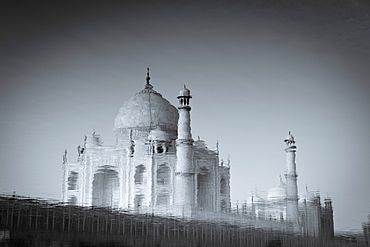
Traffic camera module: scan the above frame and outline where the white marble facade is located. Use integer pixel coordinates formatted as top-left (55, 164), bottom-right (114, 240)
top-left (62, 69), bottom-right (231, 215)
top-left (61, 69), bottom-right (334, 237)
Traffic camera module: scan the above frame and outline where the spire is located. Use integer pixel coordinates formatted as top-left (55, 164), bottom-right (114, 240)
top-left (139, 67), bottom-right (160, 95)
top-left (146, 67), bottom-right (151, 83)
top-left (145, 67), bottom-right (153, 90)
top-left (63, 149), bottom-right (67, 164)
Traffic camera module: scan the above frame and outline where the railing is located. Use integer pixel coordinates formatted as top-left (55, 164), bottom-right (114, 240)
top-left (0, 195), bottom-right (367, 247)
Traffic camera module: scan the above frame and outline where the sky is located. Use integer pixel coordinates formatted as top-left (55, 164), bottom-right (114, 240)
top-left (0, 0), bottom-right (369, 232)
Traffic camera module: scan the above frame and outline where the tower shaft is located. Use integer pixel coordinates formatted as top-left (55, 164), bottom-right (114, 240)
top-left (178, 109), bottom-right (192, 140)
top-left (284, 132), bottom-right (299, 225)
top-left (174, 86), bottom-right (195, 216)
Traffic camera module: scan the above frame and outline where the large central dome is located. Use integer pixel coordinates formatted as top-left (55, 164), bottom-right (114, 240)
top-left (114, 73), bottom-right (179, 133)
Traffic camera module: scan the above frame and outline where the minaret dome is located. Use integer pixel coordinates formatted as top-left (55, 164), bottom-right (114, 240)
top-left (179, 85), bottom-right (191, 97)
top-left (284, 131), bottom-right (295, 144)
top-left (177, 85), bottom-right (192, 107)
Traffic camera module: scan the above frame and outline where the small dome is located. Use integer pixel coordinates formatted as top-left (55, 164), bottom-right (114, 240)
top-left (148, 128), bottom-right (170, 141)
top-left (284, 131), bottom-right (295, 142)
top-left (267, 182), bottom-right (286, 202)
top-left (179, 85), bottom-right (191, 97)
top-left (299, 190), bottom-right (318, 204)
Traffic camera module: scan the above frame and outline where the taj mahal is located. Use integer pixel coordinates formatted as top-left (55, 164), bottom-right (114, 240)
top-left (62, 68), bottom-right (334, 238)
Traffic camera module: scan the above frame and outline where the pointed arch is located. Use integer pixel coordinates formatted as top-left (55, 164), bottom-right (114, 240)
top-left (67, 171), bottom-right (78, 190)
top-left (92, 169), bottom-right (119, 208)
top-left (134, 164), bottom-right (146, 185)
top-left (156, 163), bottom-right (171, 206)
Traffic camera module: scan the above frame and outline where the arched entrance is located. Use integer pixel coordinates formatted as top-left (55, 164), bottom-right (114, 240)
top-left (92, 168), bottom-right (119, 208)
top-left (156, 164), bottom-right (171, 206)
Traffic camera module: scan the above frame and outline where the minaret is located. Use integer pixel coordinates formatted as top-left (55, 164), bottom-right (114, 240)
top-left (284, 131), bottom-right (299, 225)
top-left (174, 85), bottom-right (195, 216)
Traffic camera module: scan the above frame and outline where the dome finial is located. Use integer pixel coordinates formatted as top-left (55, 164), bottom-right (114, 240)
top-left (144, 67), bottom-right (153, 90)
top-left (146, 67), bottom-right (150, 84)
top-left (138, 67), bottom-right (160, 95)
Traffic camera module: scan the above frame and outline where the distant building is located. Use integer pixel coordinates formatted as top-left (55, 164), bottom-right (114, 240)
top-left (62, 69), bottom-right (333, 237)
top-left (62, 68), bottom-right (231, 216)
top-left (244, 132), bottom-right (334, 238)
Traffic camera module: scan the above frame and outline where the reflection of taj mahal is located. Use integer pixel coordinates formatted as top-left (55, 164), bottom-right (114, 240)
top-left (62, 68), bottom-right (231, 216)
top-left (62, 69), bottom-right (334, 237)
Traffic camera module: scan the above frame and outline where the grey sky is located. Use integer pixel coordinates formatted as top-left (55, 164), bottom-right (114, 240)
top-left (0, 0), bottom-right (369, 232)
